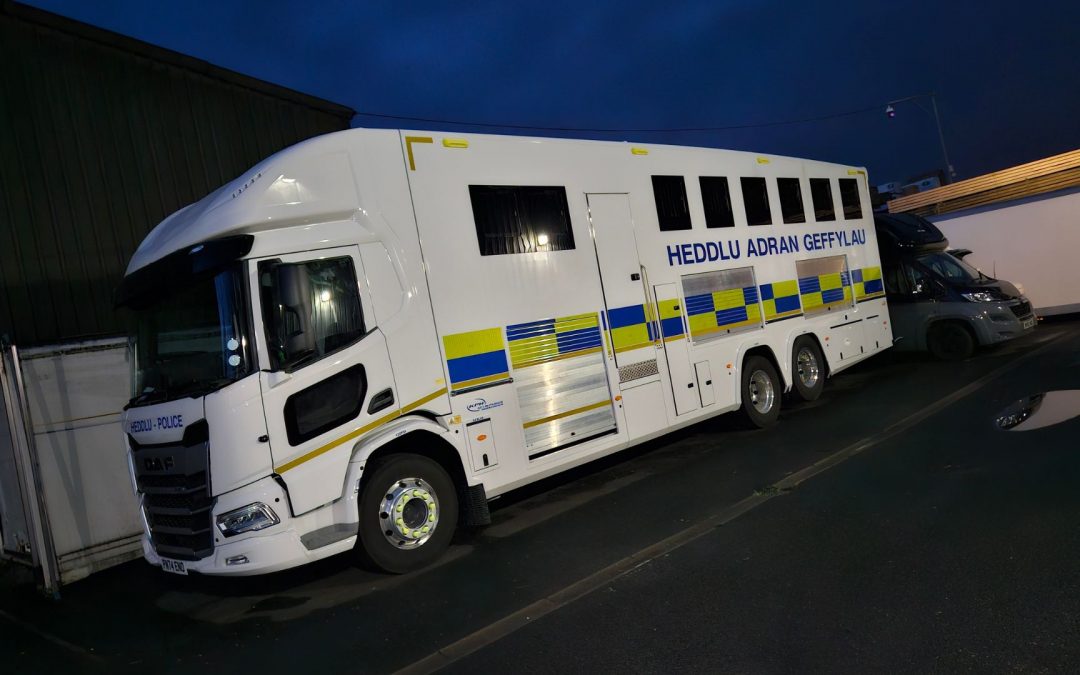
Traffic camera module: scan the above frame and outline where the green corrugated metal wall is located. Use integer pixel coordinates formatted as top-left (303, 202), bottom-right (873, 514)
top-left (0, 2), bottom-right (354, 346)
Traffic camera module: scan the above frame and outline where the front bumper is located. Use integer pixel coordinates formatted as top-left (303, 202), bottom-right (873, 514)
top-left (142, 526), bottom-right (352, 576)
top-left (972, 299), bottom-right (1036, 345)
top-left (141, 475), bottom-right (357, 576)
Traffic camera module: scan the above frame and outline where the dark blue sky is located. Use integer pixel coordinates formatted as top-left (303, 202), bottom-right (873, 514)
top-left (26, 0), bottom-right (1080, 184)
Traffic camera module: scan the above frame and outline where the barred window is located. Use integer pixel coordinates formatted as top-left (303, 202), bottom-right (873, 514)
top-left (469, 185), bottom-right (576, 256)
top-left (651, 175), bottom-right (692, 231)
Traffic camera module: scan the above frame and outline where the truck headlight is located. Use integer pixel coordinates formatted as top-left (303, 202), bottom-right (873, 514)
top-left (961, 291), bottom-right (996, 302)
top-left (216, 503), bottom-right (280, 537)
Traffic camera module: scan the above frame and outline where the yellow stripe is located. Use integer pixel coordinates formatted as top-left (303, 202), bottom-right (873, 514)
top-left (513, 346), bottom-right (602, 370)
top-left (522, 399), bottom-right (612, 429)
top-left (663, 334), bottom-right (685, 343)
top-left (451, 372), bottom-right (510, 391)
top-left (766, 309), bottom-right (803, 322)
top-left (275, 388), bottom-right (448, 473)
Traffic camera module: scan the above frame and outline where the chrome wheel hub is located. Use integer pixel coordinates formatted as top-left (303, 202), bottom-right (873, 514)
top-left (796, 347), bottom-right (820, 389)
top-left (748, 370), bottom-right (776, 414)
top-left (379, 477), bottom-right (439, 549)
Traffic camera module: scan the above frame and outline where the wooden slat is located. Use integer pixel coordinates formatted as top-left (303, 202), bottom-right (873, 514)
top-left (889, 148), bottom-right (1080, 213)
top-left (903, 167), bottom-right (1080, 218)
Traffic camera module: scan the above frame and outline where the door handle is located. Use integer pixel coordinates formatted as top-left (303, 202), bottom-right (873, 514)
top-left (367, 388), bottom-right (395, 414)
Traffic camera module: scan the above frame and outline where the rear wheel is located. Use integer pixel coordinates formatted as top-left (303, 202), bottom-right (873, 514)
top-left (927, 321), bottom-right (975, 361)
top-left (355, 453), bottom-right (458, 574)
top-left (741, 355), bottom-right (781, 428)
top-left (791, 337), bottom-right (825, 402)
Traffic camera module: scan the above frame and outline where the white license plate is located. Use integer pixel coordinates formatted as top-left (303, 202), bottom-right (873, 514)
top-left (1022, 317), bottom-right (1035, 330)
top-left (161, 558), bottom-right (188, 575)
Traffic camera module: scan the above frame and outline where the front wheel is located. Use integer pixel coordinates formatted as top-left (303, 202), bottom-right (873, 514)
top-left (741, 355), bottom-right (781, 428)
top-left (355, 453), bottom-right (458, 574)
top-left (926, 321), bottom-right (975, 361)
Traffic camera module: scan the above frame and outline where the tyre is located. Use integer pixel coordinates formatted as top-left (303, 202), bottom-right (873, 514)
top-left (926, 321), bottom-right (975, 361)
top-left (741, 355), bottom-right (781, 428)
top-left (791, 337), bottom-right (825, 402)
top-left (355, 453), bottom-right (458, 574)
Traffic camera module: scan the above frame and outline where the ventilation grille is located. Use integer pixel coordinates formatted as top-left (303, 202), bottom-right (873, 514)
top-left (619, 359), bottom-right (659, 383)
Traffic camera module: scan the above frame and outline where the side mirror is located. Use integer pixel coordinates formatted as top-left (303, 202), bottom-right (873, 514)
top-left (272, 263), bottom-right (316, 370)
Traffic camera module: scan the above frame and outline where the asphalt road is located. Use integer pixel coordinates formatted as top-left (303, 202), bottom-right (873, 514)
top-left (3, 319), bottom-right (1079, 674)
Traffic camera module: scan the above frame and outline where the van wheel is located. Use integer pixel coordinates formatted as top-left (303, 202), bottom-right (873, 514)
top-left (927, 321), bottom-right (975, 361)
top-left (355, 453), bottom-right (458, 574)
top-left (741, 355), bottom-right (781, 428)
top-left (791, 337), bottom-right (825, 402)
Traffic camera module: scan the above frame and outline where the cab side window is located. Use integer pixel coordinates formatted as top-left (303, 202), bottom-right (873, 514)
top-left (884, 262), bottom-right (932, 298)
top-left (259, 256), bottom-right (366, 372)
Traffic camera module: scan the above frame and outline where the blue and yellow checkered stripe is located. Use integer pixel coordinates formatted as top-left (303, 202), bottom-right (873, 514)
top-left (759, 280), bottom-right (803, 323)
top-left (853, 267), bottom-right (885, 302)
top-left (685, 286), bottom-right (762, 339)
top-left (443, 328), bottom-right (510, 392)
top-left (507, 313), bottom-right (603, 369)
top-left (658, 299), bottom-right (685, 342)
top-left (799, 271), bottom-right (853, 314)
top-left (604, 304), bottom-right (658, 353)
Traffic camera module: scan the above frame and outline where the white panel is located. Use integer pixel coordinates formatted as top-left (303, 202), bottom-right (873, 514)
top-left (695, 361), bottom-right (716, 407)
top-left (203, 375), bottom-right (273, 495)
top-left (588, 193), bottom-right (655, 368)
top-left (654, 282), bottom-right (698, 416)
top-left (19, 342), bottom-right (142, 559)
top-left (359, 242), bottom-right (405, 328)
top-left (620, 380), bottom-right (668, 441)
top-left (931, 189), bottom-right (1080, 314)
top-left (465, 419), bottom-right (497, 471)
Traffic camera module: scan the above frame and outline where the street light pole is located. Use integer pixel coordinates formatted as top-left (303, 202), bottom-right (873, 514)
top-left (887, 92), bottom-right (957, 182)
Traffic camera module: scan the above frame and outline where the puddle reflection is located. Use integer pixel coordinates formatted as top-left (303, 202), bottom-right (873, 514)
top-left (994, 390), bottom-right (1080, 431)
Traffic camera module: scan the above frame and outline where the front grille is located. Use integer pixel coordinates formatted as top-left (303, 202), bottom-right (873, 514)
top-left (132, 430), bottom-right (214, 561)
top-left (147, 492), bottom-right (211, 511)
top-left (137, 471), bottom-right (208, 492)
top-left (1010, 301), bottom-right (1032, 318)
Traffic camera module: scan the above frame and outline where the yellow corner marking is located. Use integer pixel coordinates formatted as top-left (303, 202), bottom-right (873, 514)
top-left (756, 156), bottom-right (771, 164)
top-left (631, 147), bottom-right (649, 156)
top-left (848, 169), bottom-right (867, 176)
top-left (405, 136), bottom-right (433, 171)
top-left (522, 399), bottom-right (612, 429)
top-left (275, 388), bottom-right (448, 473)
top-left (442, 138), bottom-right (469, 148)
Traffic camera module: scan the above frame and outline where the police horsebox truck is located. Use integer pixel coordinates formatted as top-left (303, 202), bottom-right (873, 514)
top-left (117, 129), bottom-right (891, 576)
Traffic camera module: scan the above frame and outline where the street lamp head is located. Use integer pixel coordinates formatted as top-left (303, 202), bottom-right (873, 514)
top-left (885, 104), bottom-right (896, 119)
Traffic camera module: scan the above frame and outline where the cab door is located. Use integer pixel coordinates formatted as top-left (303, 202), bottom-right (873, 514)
top-left (249, 246), bottom-right (397, 515)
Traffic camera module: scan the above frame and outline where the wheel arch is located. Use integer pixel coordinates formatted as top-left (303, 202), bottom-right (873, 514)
top-left (733, 343), bottom-right (786, 404)
top-left (926, 316), bottom-right (980, 346)
top-left (349, 416), bottom-right (468, 491)
top-left (786, 330), bottom-right (831, 379)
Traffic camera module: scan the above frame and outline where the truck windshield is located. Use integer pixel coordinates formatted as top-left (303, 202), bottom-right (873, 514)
top-left (916, 251), bottom-right (985, 284)
top-left (129, 264), bottom-right (252, 407)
